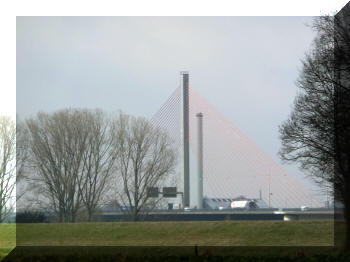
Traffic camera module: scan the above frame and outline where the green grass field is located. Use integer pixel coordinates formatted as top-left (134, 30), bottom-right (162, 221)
top-left (0, 224), bottom-right (15, 260)
top-left (9, 220), bottom-right (333, 246)
top-left (0, 221), bottom-right (335, 261)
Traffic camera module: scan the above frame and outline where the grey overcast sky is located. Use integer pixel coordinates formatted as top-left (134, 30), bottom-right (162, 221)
top-left (17, 16), bottom-right (324, 200)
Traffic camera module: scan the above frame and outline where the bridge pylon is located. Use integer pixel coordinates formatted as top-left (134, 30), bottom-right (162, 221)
top-left (180, 71), bottom-right (190, 208)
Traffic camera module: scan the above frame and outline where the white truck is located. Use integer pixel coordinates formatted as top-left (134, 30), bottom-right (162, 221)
top-left (301, 206), bottom-right (310, 211)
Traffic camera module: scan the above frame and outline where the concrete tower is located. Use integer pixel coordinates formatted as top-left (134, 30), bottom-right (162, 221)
top-left (180, 71), bottom-right (190, 208)
top-left (196, 112), bottom-right (204, 209)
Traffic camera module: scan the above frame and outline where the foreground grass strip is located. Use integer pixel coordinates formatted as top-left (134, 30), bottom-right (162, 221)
top-left (3, 247), bottom-right (350, 262)
top-left (4, 255), bottom-right (350, 262)
top-left (15, 220), bottom-right (333, 246)
top-left (0, 224), bottom-right (15, 248)
top-left (0, 224), bottom-right (15, 262)
top-left (0, 248), bottom-right (13, 262)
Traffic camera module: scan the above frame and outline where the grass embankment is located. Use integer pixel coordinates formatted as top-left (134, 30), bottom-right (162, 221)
top-left (0, 224), bottom-right (15, 260)
top-left (12, 220), bottom-right (333, 246)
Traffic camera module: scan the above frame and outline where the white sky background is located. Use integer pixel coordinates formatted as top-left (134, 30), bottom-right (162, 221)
top-left (1, 0), bottom-right (349, 206)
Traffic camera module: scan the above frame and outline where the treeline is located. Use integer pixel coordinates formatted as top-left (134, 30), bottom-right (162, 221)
top-left (17, 109), bottom-right (176, 222)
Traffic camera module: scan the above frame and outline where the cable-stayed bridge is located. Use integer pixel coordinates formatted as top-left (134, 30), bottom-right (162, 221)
top-left (150, 72), bottom-right (322, 209)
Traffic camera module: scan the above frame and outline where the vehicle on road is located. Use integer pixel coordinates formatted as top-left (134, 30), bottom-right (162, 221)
top-left (301, 206), bottom-right (310, 211)
top-left (273, 208), bottom-right (286, 214)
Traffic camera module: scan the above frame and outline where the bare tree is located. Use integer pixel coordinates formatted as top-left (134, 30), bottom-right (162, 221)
top-left (78, 110), bottom-right (118, 221)
top-left (25, 110), bottom-right (92, 222)
top-left (16, 118), bottom-right (30, 207)
top-left (334, 5), bottom-right (350, 250)
top-left (111, 113), bottom-right (176, 221)
top-left (279, 15), bottom-right (337, 188)
top-left (24, 109), bottom-right (119, 222)
top-left (16, 118), bottom-right (28, 181)
top-left (0, 116), bottom-right (16, 223)
top-left (279, 8), bottom-right (350, 249)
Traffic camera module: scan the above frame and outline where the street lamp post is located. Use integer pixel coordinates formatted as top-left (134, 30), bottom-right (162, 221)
top-left (268, 172), bottom-right (271, 208)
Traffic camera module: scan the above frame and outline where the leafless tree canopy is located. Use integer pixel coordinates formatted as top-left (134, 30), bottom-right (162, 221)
top-left (21, 109), bottom-right (176, 222)
top-left (16, 119), bottom-right (29, 182)
top-left (279, 14), bottom-right (350, 194)
top-left (334, 5), bottom-right (350, 209)
top-left (111, 113), bottom-right (176, 221)
top-left (24, 109), bottom-right (117, 222)
top-left (279, 10), bottom-right (350, 248)
top-left (279, 16), bottom-right (336, 187)
top-left (0, 116), bottom-right (16, 223)
top-left (78, 110), bottom-right (117, 221)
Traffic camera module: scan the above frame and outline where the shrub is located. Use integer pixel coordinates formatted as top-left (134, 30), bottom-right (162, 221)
top-left (16, 210), bottom-right (47, 223)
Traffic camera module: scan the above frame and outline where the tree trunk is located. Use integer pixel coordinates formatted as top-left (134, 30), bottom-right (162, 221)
top-left (88, 208), bottom-right (93, 222)
top-left (132, 209), bottom-right (138, 222)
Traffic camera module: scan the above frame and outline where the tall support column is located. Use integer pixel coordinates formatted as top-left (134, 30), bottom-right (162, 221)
top-left (180, 71), bottom-right (190, 208)
top-left (196, 112), bottom-right (203, 209)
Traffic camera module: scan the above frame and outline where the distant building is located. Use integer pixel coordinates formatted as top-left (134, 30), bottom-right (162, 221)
top-left (253, 199), bottom-right (268, 208)
top-left (204, 198), bottom-right (233, 209)
top-left (203, 196), bottom-right (268, 210)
